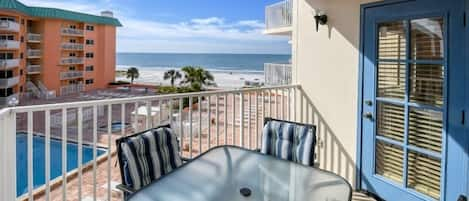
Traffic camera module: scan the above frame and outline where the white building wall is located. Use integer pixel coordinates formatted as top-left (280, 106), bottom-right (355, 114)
top-left (292, 0), bottom-right (381, 187)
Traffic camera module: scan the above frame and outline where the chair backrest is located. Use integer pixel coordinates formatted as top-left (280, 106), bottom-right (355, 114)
top-left (261, 118), bottom-right (317, 166)
top-left (116, 125), bottom-right (182, 191)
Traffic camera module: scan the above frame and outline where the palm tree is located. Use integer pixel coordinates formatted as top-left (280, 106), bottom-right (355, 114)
top-left (126, 67), bottom-right (139, 84)
top-left (180, 66), bottom-right (215, 90)
top-left (163, 69), bottom-right (182, 87)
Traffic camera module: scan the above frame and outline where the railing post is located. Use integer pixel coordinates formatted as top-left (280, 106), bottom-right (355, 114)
top-left (0, 109), bottom-right (16, 200)
top-left (239, 92), bottom-right (244, 147)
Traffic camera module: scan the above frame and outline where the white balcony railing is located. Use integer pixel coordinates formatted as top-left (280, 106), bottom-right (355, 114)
top-left (60, 83), bottom-right (84, 95)
top-left (27, 49), bottom-right (41, 58)
top-left (60, 57), bottom-right (84, 65)
top-left (61, 28), bottom-right (84, 36)
top-left (0, 85), bottom-right (334, 200)
top-left (61, 43), bottom-right (84, 50)
top-left (0, 59), bottom-right (20, 70)
top-left (0, 40), bottom-right (20, 49)
top-left (0, 20), bottom-right (20, 32)
top-left (0, 76), bottom-right (19, 88)
top-left (265, 0), bottom-right (292, 30)
top-left (26, 64), bottom-right (41, 74)
top-left (0, 93), bottom-right (19, 106)
top-left (264, 63), bottom-right (292, 86)
top-left (27, 33), bottom-right (42, 42)
top-left (60, 71), bottom-right (84, 80)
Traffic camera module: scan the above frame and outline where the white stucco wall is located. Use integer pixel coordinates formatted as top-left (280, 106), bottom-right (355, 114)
top-left (292, 0), bottom-right (381, 187)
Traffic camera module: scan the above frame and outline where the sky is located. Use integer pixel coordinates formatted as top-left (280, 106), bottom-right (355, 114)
top-left (20, 0), bottom-right (291, 54)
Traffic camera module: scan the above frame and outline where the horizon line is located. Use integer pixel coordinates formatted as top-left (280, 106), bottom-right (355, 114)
top-left (117, 52), bottom-right (292, 56)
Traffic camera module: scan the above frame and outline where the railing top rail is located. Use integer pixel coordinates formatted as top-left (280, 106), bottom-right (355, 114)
top-left (12, 84), bottom-right (300, 113)
top-left (266, 0), bottom-right (290, 8)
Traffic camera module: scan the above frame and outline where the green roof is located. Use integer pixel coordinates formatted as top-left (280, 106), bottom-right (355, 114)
top-left (0, 0), bottom-right (122, 26)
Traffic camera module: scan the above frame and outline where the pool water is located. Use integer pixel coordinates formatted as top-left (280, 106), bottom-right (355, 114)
top-left (101, 122), bottom-right (129, 132)
top-left (16, 133), bottom-right (106, 197)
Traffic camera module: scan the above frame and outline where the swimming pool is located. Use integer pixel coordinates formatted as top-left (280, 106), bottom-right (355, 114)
top-left (16, 133), bottom-right (106, 197)
top-left (100, 122), bottom-right (130, 132)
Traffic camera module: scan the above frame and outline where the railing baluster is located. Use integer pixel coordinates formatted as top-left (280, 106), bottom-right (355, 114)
top-left (240, 92), bottom-right (244, 147)
top-left (62, 108), bottom-right (67, 201)
top-left (207, 95), bottom-right (211, 149)
top-left (216, 95), bottom-right (219, 146)
top-left (275, 89), bottom-right (279, 119)
top-left (281, 88), bottom-right (284, 120)
top-left (122, 103), bottom-right (126, 136)
top-left (294, 87), bottom-right (297, 122)
top-left (169, 99), bottom-right (173, 127)
top-left (306, 100), bottom-right (310, 124)
top-left (255, 91), bottom-right (259, 149)
top-left (198, 96), bottom-right (202, 154)
top-left (45, 110), bottom-right (51, 201)
top-left (224, 94), bottom-right (228, 145)
top-left (179, 98), bottom-right (183, 154)
top-left (146, 101), bottom-right (152, 129)
top-left (92, 105), bottom-right (98, 201)
top-left (27, 111), bottom-right (33, 201)
top-left (248, 92), bottom-right (251, 149)
top-left (107, 104), bottom-right (112, 201)
top-left (134, 102), bottom-right (139, 132)
top-left (189, 96), bottom-right (193, 158)
top-left (300, 92), bottom-right (304, 122)
top-left (159, 99), bottom-right (163, 125)
top-left (78, 107), bottom-right (83, 201)
top-left (288, 88), bottom-right (291, 120)
top-left (268, 90), bottom-right (272, 118)
top-left (232, 94), bottom-right (236, 145)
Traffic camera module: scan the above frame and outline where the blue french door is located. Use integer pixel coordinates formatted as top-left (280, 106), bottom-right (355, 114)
top-left (361, 0), bottom-right (467, 200)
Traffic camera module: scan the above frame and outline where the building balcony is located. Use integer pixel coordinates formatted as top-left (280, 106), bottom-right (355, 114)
top-left (0, 20), bottom-right (20, 32)
top-left (60, 57), bottom-right (84, 65)
top-left (0, 93), bottom-right (19, 107)
top-left (27, 33), bottom-right (42, 43)
top-left (61, 28), bottom-right (84, 36)
top-left (0, 40), bottom-right (20, 50)
top-left (0, 59), bottom-right (20, 70)
top-left (60, 83), bottom-right (84, 95)
top-left (61, 43), bottom-right (84, 51)
top-left (0, 76), bottom-right (19, 88)
top-left (60, 71), bottom-right (84, 80)
top-left (27, 49), bottom-right (41, 58)
top-left (264, 0), bottom-right (293, 35)
top-left (264, 63), bottom-right (292, 86)
top-left (26, 64), bottom-right (41, 74)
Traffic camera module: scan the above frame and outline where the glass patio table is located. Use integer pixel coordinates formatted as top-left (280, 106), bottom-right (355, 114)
top-left (128, 146), bottom-right (352, 201)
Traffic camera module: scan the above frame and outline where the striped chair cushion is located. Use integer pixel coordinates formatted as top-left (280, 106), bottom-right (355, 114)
top-left (119, 127), bottom-right (182, 190)
top-left (261, 119), bottom-right (316, 166)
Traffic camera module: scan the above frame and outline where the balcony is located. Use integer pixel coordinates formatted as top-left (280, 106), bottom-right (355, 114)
top-left (264, 0), bottom-right (293, 35)
top-left (26, 64), bottom-right (41, 74)
top-left (61, 43), bottom-right (84, 51)
top-left (0, 93), bottom-right (19, 106)
top-left (264, 63), bottom-right (292, 86)
top-left (27, 33), bottom-right (42, 43)
top-left (0, 20), bottom-right (20, 32)
top-left (0, 76), bottom-right (19, 88)
top-left (0, 40), bottom-right (20, 49)
top-left (60, 57), bottom-right (84, 65)
top-left (0, 59), bottom-right (20, 70)
top-left (60, 83), bottom-right (84, 95)
top-left (61, 28), bottom-right (84, 36)
top-left (27, 49), bottom-right (41, 58)
top-left (60, 71), bottom-right (84, 80)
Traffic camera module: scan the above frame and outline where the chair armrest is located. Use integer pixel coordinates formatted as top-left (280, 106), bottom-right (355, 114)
top-left (116, 184), bottom-right (137, 194)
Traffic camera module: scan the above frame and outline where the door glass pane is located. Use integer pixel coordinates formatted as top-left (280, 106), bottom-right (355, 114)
top-left (409, 64), bottom-right (444, 106)
top-left (378, 62), bottom-right (406, 100)
top-left (375, 141), bottom-right (403, 184)
top-left (411, 18), bottom-right (444, 60)
top-left (408, 108), bottom-right (442, 152)
top-left (378, 21), bottom-right (406, 60)
top-left (377, 102), bottom-right (405, 142)
top-left (407, 151), bottom-right (441, 200)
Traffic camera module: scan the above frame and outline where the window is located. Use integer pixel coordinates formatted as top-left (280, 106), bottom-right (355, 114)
top-left (20, 86), bottom-right (23, 92)
top-left (86, 25), bottom-right (94, 31)
top-left (85, 65), bottom-right (94, 71)
top-left (0, 53), bottom-right (14, 59)
top-left (21, 19), bottom-right (24, 25)
top-left (69, 66), bottom-right (76, 71)
top-left (0, 35), bottom-right (14, 40)
top-left (86, 39), bottom-right (94, 45)
top-left (69, 39), bottom-right (76, 43)
top-left (20, 69), bottom-right (23, 75)
top-left (85, 79), bottom-right (94, 85)
top-left (20, 53), bottom-right (23, 59)
top-left (20, 36), bottom-right (24, 42)
top-left (69, 53), bottom-right (76, 57)
top-left (69, 80), bottom-right (77, 84)
top-left (69, 25), bottom-right (76, 29)
top-left (86, 52), bottom-right (94, 58)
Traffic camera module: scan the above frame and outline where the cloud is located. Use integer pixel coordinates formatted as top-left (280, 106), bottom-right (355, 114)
top-left (18, 0), bottom-right (290, 54)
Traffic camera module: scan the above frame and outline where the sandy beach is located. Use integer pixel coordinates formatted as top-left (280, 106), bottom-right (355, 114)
top-left (115, 66), bottom-right (265, 89)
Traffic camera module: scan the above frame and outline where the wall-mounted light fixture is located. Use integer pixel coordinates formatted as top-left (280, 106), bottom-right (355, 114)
top-left (314, 11), bottom-right (328, 32)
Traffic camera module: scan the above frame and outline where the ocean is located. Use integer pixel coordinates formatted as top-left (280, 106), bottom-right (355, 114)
top-left (116, 53), bottom-right (291, 88)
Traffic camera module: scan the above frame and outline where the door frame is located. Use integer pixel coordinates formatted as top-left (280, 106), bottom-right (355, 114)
top-left (356, 0), bottom-right (468, 199)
